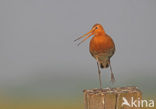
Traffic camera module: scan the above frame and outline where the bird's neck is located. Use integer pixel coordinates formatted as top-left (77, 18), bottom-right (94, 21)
top-left (94, 31), bottom-right (106, 37)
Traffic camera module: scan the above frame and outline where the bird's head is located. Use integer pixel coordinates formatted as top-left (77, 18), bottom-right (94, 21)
top-left (92, 24), bottom-right (105, 35)
top-left (74, 24), bottom-right (105, 46)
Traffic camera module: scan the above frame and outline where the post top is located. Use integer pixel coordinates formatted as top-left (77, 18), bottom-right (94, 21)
top-left (83, 86), bottom-right (141, 95)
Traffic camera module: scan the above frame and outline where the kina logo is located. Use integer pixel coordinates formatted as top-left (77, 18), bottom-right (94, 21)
top-left (122, 97), bottom-right (154, 108)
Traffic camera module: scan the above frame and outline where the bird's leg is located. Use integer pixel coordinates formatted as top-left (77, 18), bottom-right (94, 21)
top-left (109, 61), bottom-right (115, 83)
top-left (97, 62), bottom-right (102, 89)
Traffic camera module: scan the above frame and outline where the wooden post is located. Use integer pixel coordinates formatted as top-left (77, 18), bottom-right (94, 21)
top-left (83, 86), bottom-right (142, 109)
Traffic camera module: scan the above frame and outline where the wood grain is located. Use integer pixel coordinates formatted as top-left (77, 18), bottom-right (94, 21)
top-left (83, 86), bottom-right (142, 109)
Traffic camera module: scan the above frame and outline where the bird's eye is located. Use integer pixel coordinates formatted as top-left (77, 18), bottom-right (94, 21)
top-left (96, 27), bottom-right (98, 29)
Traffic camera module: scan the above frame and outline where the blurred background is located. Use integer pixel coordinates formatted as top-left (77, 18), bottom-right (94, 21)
top-left (0, 0), bottom-right (156, 109)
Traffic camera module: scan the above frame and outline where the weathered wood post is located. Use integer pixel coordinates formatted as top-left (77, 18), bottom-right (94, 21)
top-left (83, 86), bottom-right (142, 109)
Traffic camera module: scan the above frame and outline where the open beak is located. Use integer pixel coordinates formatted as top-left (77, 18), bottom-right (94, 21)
top-left (74, 29), bottom-right (95, 46)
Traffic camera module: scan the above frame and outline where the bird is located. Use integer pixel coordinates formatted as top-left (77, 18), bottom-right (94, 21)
top-left (74, 24), bottom-right (115, 89)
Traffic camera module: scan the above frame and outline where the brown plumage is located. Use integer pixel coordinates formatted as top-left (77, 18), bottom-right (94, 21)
top-left (74, 24), bottom-right (115, 89)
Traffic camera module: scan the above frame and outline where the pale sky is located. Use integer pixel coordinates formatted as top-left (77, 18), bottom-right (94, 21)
top-left (0, 0), bottom-right (156, 92)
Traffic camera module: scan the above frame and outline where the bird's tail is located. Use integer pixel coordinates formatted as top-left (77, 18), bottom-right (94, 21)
top-left (100, 61), bottom-right (110, 68)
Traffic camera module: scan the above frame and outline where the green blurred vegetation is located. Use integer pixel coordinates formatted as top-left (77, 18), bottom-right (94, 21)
top-left (0, 92), bottom-right (155, 109)
top-left (0, 71), bottom-right (155, 109)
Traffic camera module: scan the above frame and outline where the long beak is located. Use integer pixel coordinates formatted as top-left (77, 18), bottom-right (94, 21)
top-left (74, 30), bottom-right (94, 46)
